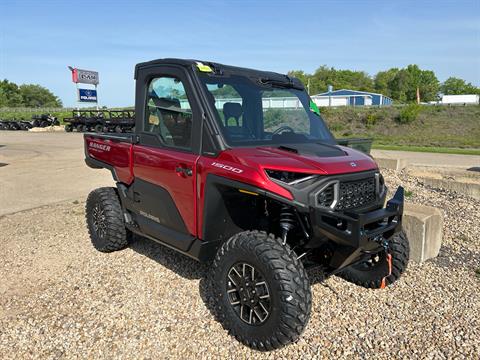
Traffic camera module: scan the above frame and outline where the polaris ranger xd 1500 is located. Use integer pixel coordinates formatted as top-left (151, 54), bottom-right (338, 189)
top-left (84, 59), bottom-right (408, 351)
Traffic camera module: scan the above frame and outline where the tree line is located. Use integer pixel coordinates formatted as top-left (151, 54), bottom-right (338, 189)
top-left (288, 64), bottom-right (480, 103)
top-left (1, 64), bottom-right (479, 108)
top-left (0, 80), bottom-right (62, 108)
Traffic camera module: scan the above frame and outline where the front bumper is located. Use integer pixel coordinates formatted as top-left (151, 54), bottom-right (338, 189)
top-left (309, 186), bottom-right (404, 270)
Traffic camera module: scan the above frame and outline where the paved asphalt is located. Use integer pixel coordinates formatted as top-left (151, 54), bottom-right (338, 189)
top-left (371, 149), bottom-right (480, 170)
top-left (0, 132), bottom-right (113, 216)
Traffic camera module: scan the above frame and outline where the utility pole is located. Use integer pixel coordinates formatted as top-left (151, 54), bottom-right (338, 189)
top-left (307, 78), bottom-right (311, 95)
top-left (416, 87), bottom-right (420, 104)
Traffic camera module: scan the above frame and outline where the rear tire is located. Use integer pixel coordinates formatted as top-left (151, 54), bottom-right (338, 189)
top-left (86, 187), bottom-right (131, 253)
top-left (338, 230), bottom-right (409, 289)
top-left (64, 124), bottom-right (73, 132)
top-left (211, 230), bottom-right (313, 351)
top-left (94, 124), bottom-right (103, 133)
top-left (115, 125), bottom-right (123, 133)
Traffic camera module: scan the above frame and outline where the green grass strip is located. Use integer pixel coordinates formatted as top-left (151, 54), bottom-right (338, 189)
top-left (372, 144), bottom-right (480, 156)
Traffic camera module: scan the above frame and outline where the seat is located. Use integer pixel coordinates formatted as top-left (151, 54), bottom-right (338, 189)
top-left (222, 102), bottom-right (254, 140)
top-left (223, 102), bottom-right (242, 127)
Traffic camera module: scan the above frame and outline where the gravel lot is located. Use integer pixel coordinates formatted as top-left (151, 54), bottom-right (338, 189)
top-left (0, 170), bottom-right (479, 359)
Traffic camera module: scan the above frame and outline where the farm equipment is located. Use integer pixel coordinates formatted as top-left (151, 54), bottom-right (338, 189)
top-left (31, 114), bottom-right (60, 127)
top-left (63, 110), bottom-right (135, 133)
top-left (0, 114), bottom-right (59, 131)
top-left (0, 120), bottom-right (33, 130)
top-left (0, 120), bottom-right (11, 130)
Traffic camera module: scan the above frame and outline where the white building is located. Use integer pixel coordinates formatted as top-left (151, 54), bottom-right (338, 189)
top-left (441, 94), bottom-right (479, 105)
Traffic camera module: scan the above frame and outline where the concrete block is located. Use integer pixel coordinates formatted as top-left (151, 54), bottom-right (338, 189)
top-left (420, 177), bottom-right (480, 200)
top-left (402, 203), bottom-right (443, 263)
top-left (375, 157), bottom-right (408, 171)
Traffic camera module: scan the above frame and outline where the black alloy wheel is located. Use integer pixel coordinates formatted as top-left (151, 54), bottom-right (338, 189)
top-left (226, 262), bottom-right (271, 325)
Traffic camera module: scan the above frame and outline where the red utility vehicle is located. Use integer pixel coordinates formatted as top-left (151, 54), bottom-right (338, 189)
top-left (84, 59), bottom-right (409, 350)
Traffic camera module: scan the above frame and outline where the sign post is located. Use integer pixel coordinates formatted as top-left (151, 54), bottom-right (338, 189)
top-left (68, 66), bottom-right (100, 111)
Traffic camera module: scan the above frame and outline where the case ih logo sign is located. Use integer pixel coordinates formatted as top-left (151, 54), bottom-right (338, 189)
top-left (71, 68), bottom-right (99, 85)
top-left (78, 89), bottom-right (98, 103)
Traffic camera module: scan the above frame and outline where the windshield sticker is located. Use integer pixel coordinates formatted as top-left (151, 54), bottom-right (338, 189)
top-left (196, 62), bottom-right (213, 72)
top-left (309, 100), bottom-right (320, 116)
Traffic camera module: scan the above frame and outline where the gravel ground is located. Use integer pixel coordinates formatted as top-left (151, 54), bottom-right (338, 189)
top-left (0, 171), bottom-right (479, 359)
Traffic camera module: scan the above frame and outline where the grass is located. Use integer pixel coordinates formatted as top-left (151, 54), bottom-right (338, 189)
top-left (372, 144), bottom-right (480, 156)
top-left (404, 190), bottom-right (414, 198)
top-left (323, 105), bottom-right (480, 150)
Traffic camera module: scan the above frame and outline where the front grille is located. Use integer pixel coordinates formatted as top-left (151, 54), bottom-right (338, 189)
top-left (336, 177), bottom-right (376, 210)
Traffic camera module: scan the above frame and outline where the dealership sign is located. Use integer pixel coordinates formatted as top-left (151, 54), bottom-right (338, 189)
top-left (71, 68), bottom-right (99, 85)
top-left (78, 88), bottom-right (98, 102)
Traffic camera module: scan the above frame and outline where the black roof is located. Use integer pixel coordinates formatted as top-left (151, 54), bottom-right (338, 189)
top-left (134, 58), bottom-right (304, 89)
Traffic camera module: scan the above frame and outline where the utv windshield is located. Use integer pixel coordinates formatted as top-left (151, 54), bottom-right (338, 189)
top-left (198, 73), bottom-right (335, 146)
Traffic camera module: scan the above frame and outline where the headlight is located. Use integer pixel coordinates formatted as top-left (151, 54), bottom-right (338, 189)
top-left (265, 169), bottom-right (316, 185)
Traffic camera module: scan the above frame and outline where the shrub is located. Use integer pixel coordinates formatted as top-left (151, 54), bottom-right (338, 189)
top-left (397, 104), bottom-right (422, 124)
top-left (329, 122), bottom-right (345, 132)
top-left (364, 112), bottom-right (381, 128)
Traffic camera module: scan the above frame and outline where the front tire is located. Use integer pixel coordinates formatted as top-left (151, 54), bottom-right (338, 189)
top-left (338, 230), bottom-right (409, 289)
top-left (211, 230), bottom-right (313, 351)
top-left (85, 187), bottom-right (130, 252)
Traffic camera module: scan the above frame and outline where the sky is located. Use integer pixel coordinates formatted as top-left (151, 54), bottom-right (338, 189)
top-left (1, 0), bottom-right (479, 107)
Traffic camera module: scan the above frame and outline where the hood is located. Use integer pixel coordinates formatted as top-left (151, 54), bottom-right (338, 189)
top-left (218, 143), bottom-right (378, 176)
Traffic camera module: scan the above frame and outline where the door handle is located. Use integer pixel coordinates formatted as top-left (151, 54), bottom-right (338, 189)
top-left (175, 166), bottom-right (193, 177)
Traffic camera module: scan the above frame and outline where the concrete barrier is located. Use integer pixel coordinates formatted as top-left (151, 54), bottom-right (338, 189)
top-left (374, 157), bottom-right (409, 171)
top-left (403, 203), bottom-right (443, 263)
top-left (420, 177), bottom-right (480, 200)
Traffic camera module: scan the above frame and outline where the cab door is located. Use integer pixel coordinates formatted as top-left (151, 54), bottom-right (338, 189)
top-left (132, 66), bottom-right (201, 251)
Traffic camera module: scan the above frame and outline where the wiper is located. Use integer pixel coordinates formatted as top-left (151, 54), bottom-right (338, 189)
top-left (258, 76), bottom-right (303, 90)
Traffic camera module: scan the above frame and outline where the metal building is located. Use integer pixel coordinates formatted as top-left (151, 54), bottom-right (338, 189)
top-left (311, 88), bottom-right (393, 107)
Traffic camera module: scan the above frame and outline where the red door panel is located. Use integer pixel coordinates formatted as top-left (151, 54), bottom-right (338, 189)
top-left (133, 145), bottom-right (199, 236)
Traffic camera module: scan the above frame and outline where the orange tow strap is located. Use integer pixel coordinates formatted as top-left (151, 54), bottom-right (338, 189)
top-left (380, 253), bottom-right (393, 289)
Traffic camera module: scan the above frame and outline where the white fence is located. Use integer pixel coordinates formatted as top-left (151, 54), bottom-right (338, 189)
top-left (179, 97), bottom-right (304, 110)
top-left (0, 107), bottom-right (72, 113)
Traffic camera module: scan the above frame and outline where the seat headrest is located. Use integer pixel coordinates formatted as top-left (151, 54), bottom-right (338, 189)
top-left (223, 102), bottom-right (243, 120)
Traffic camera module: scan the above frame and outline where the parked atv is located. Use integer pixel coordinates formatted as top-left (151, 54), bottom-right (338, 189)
top-left (32, 114), bottom-right (59, 127)
top-left (83, 58), bottom-right (409, 351)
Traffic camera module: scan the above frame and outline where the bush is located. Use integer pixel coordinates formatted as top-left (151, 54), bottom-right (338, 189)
top-left (329, 122), bottom-right (345, 132)
top-left (364, 112), bottom-right (380, 128)
top-left (397, 104), bottom-right (421, 124)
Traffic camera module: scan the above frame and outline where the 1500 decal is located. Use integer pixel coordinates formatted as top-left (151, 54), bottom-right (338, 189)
top-left (211, 162), bottom-right (243, 173)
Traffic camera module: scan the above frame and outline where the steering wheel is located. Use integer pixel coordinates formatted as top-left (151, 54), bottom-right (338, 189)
top-left (272, 126), bottom-right (295, 136)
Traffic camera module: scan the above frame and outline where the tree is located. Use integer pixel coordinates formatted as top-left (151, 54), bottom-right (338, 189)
top-left (380, 65), bottom-right (439, 103)
top-left (289, 66), bottom-right (375, 95)
top-left (19, 84), bottom-right (63, 107)
top-left (441, 77), bottom-right (480, 95)
top-left (0, 80), bottom-right (62, 108)
top-left (374, 68), bottom-right (399, 98)
top-left (403, 65), bottom-right (439, 103)
top-left (0, 80), bottom-right (23, 107)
